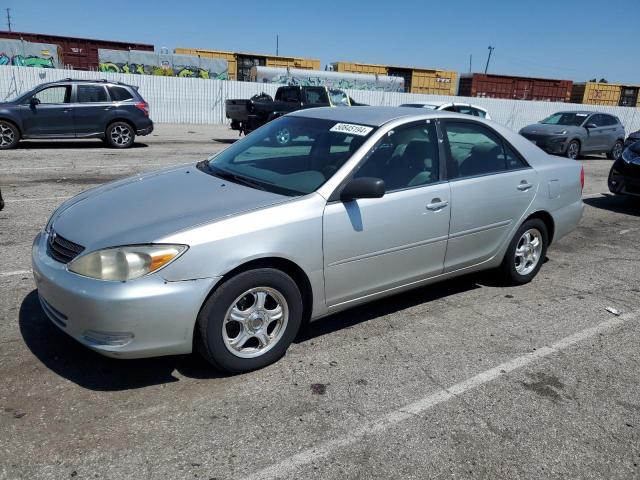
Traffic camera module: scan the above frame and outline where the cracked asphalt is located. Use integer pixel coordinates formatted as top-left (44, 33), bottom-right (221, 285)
top-left (1, 124), bottom-right (639, 479)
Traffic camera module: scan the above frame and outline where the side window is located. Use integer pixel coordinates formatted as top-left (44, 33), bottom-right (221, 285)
top-left (456, 105), bottom-right (475, 116)
top-left (473, 108), bottom-right (487, 118)
top-left (603, 115), bottom-right (617, 126)
top-left (304, 88), bottom-right (329, 105)
top-left (77, 85), bottom-right (109, 103)
top-left (588, 114), bottom-right (603, 127)
top-left (444, 121), bottom-right (520, 179)
top-left (32, 86), bottom-right (70, 104)
top-left (442, 105), bottom-right (456, 112)
top-left (281, 88), bottom-right (300, 103)
top-left (354, 122), bottom-right (440, 192)
top-left (108, 86), bottom-right (134, 102)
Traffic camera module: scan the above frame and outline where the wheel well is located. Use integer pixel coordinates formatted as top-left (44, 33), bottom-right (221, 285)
top-left (525, 210), bottom-right (555, 244)
top-left (217, 257), bottom-right (314, 324)
top-left (0, 118), bottom-right (21, 136)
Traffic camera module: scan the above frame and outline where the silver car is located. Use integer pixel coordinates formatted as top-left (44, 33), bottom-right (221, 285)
top-left (519, 111), bottom-right (626, 160)
top-left (32, 107), bottom-right (584, 372)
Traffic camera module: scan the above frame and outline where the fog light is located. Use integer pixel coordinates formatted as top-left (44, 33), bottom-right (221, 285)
top-left (82, 330), bottom-right (134, 346)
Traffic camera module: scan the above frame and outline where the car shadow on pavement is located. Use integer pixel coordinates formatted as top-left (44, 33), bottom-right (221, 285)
top-left (212, 138), bottom-right (238, 144)
top-left (19, 290), bottom-right (225, 392)
top-left (584, 194), bottom-right (640, 217)
top-left (17, 141), bottom-right (148, 149)
top-left (296, 275), bottom-right (483, 343)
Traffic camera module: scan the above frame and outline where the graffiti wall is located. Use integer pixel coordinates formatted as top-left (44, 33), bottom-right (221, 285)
top-left (251, 66), bottom-right (405, 92)
top-left (98, 49), bottom-right (228, 80)
top-left (0, 39), bottom-right (60, 69)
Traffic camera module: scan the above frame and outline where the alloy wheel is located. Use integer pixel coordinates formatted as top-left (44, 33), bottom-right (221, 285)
top-left (514, 228), bottom-right (543, 276)
top-left (222, 287), bottom-right (289, 359)
top-left (612, 142), bottom-right (623, 160)
top-left (0, 123), bottom-right (15, 147)
top-left (567, 142), bottom-right (579, 160)
top-left (110, 125), bottom-right (132, 146)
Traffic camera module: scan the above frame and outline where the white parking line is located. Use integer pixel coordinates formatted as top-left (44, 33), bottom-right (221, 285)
top-left (5, 196), bottom-right (71, 203)
top-left (2, 163), bottom-right (168, 172)
top-left (0, 270), bottom-right (31, 278)
top-left (240, 309), bottom-right (639, 480)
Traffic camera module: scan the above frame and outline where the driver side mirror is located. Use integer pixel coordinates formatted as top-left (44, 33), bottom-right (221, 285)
top-left (584, 123), bottom-right (596, 129)
top-left (29, 97), bottom-right (41, 107)
top-left (340, 177), bottom-right (385, 202)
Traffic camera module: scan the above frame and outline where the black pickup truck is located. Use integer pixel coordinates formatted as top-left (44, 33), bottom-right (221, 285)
top-left (226, 85), bottom-right (359, 135)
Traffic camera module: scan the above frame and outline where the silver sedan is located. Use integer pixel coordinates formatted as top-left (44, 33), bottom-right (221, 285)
top-left (32, 107), bottom-right (584, 372)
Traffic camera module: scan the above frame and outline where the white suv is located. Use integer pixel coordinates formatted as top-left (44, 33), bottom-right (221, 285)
top-left (400, 101), bottom-right (491, 120)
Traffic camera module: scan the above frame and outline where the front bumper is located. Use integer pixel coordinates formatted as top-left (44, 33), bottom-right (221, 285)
top-left (521, 133), bottom-right (567, 155)
top-left (608, 161), bottom-right (640, 197)
top-left (32, 232), bottom-right (219, 359)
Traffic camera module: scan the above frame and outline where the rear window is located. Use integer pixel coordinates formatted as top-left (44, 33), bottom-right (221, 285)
top-left (77, 85), bottom-right (108, 103)
top-left (108, 86), bottom-right (134, 102)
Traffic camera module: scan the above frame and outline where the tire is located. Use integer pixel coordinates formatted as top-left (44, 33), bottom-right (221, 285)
top-left (566, 140), bottom-right (580, 160)
top-left (105, 121), bottom-right (135, 149)
top-left (608, 140), bottom-right (624, 160)
top-left (196, 268), bottom-right (303, 373)
top-left (499, 219), bottom-right (548, 285)
top-left (0, 120), bottom-right (20, 150)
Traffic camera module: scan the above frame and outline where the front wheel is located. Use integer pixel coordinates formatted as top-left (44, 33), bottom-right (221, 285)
top-left (566, 140), bottom-right (580, 160)
top-left (608, 140), bottom-right (624, 160)
top-left (499, 219), bottom-right (548, 285)
top-left (196, 268), bottom-right (303, 373)
top-left (0, 120), bottom-right (19, 150)
top-left (105, 122), bottom-right (135, 148)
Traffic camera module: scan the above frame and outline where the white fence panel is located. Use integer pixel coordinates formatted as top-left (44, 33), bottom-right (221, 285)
top-left (1, 65), bottom-right (639, 132)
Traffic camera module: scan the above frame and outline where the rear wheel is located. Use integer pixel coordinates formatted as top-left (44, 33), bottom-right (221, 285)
top-left (105, 121), bottom-right (135, 148)
top-left (566, 140), bottom-right (580, 160)
top-left (0, 120), bottom-right (19, 150)
top-left (196, 268), bottom-right (303, 373)
top-left (499, 219), bottom-right (548, 285)
top-left (608, 140), bottom-right (624, 160)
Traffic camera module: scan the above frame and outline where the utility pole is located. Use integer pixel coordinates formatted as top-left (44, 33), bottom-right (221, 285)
top-left (276, 35), bottom-right (279, 56)
top-left (468, 54), bottom-right (472, 73)
top-left (6, 8), bottom-right (12, 32)
top-left (484, 46), bottom-right (494, 74)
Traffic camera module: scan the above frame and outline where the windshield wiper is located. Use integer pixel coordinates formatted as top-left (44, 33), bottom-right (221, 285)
top-left (208, 167), bottom-right (268, 191)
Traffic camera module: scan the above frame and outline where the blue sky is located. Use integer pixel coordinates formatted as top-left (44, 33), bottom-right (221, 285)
top-left (4, 0), bottom-right (638, 83)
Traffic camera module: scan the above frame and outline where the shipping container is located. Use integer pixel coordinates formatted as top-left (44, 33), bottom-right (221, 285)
top-left (174, 48), bottom-right (319, 81)
top-left (0, 31), bottom-right (153, 70)
top-left (619, 86), bottom-right (639, 107)
top-left (570, 82), bottom-right (623, 106)
top-left (332, 61), bottom-right (456, 94)
top-left (458, 74), bottom-right (573, 102)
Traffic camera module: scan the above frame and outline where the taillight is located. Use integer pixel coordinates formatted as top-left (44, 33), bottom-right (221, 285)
top-left (135, 101), bottom-right (149, 116)
top-left (580, 165), bottom-right (584, 191)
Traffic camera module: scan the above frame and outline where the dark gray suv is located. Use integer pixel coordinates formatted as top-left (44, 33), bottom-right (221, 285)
top-left (519, 111), bottom-right (626, 160)
top-left (0, 79), bottom-right (153, 149)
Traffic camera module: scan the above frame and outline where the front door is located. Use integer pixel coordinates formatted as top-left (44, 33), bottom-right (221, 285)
top-left (323, 120), bottom-right (450, 307)
top-left (19, 84), bottom-right (74, 137)
top-left (441, 120), bottom-right (538, 272)
top-left (73, 84), bottom-right (114, 136)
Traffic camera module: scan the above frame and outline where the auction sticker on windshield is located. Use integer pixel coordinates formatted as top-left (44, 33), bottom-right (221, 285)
top-left (330, 123), bottom-right (374, 136)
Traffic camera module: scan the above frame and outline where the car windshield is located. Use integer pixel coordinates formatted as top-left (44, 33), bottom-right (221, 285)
top-left (540, 112), bottom-right (588, 126)
top-left (400, 103), bottom-right (438, 109)
top-left (203, 116), bottom-right (377, 196)
top-left (4, 86), bottom-right (37, 103)
top-left (329, 89), bottom-right (350, 106)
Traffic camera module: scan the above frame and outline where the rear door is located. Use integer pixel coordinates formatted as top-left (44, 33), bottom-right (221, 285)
top-left (441, 120), bottom-right (537, 272)
top-left (73, 84), bottom-right (113, 136)
top-left (19, 84), bottom-right (74, 137)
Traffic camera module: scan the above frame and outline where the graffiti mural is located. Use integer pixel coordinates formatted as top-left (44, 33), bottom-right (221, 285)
top-left (98, 49), bottom-right (228, 80)
top-left (0, 39), bottom-right (60, 68)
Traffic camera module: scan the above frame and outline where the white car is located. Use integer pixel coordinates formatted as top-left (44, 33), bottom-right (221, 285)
top-left (400, 101), bottom-right (491, 120)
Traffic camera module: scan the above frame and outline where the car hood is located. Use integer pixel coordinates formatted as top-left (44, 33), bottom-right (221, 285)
top-left (520, 123), bottom-right (582, 135)
top-left (50, 165), bottom-right (292, 250)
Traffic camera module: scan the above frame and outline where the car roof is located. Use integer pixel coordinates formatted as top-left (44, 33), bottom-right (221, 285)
top-left (39, 78), bottom-right (135, 88)
top-left (554, 110), bottom-right (598, 115)
top-left (289, 106), bottom-right (447, 127)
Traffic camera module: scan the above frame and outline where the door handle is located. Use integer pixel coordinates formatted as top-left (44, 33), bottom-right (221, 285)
top-left (103, 106), bottom-right (113, 111)
top-left (517, 182), bottom-right (533, 191)
top-left (426, 199), bottom-right (449, 211)
top-left (62, 108), bottom-right (72, 113)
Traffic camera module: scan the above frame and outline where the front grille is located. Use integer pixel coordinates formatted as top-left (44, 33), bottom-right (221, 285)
top-left (47, 232), bottom-right (85, 264)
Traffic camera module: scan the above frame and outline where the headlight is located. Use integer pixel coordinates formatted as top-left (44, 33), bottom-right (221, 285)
top-left (68, 244), bottom-right (187, 281)
top-left (622, 147), bottom-right (639, 165)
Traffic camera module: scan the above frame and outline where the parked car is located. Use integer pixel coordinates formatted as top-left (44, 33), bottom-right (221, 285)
top-left (399, 101), bottom-right (491, 120)
top-left (33, 107), bottom-right (584, 373)
top-left (624, 130), bottom-right (640, 149)
top-left (519, 111), bottom-right (625, 160)
top-left (608, 141), bottom-right (640, 197)
top-left (225, 85), bottom-right (357, 138)
top-left (0, 79), bottom-right (153, 149)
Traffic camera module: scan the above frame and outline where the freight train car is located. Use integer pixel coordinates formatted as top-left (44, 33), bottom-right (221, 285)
top-left (332, 61), bottom-right (456, 95)
top-left (250, 66), bottom-right (404, 92)
top-left (174, 48), bottom-right (320, 81)
top-left (458, 73), bottom-right (573, 102)
top-left (0, 30), bottom-right (153, 70)
top-left (571, 82), bottom-right (639, 107)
